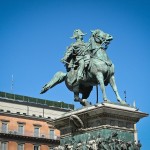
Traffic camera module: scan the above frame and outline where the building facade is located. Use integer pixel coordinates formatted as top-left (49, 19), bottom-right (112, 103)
top-left (0, 92), bottom-right (74, 150)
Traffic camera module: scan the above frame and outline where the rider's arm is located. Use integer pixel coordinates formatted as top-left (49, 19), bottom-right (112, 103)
top-left (61, 45), bottom-right (73, 62)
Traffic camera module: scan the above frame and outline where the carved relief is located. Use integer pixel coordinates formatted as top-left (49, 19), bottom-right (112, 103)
top-left (58, 132), bottom-right (141, 150)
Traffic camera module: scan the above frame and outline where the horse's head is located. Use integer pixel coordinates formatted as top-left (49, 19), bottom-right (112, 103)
top-left (91, 29), bottom-right (113, 49)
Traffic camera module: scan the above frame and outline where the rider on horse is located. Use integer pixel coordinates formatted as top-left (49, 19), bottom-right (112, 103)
top-left (41, 29), bottom-right (126, 106)
top-left (61, 29), bottom-right (90, 81)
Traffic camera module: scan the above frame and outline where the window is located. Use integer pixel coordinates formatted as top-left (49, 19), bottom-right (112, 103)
top-left (1, 142), bottom-right (7, 150)
top-left (49, 129), bottom-right (54, 139)
top-left (2, 122), bottom-right (8, 133)
top-left (18, 143), bottom-right (24, 150)
top-left (18, 124), bottom-right (24, 135)
top-left (34, 145), bottom-right (40, 150)
top-left (34, 127), bottom-right (39, 137)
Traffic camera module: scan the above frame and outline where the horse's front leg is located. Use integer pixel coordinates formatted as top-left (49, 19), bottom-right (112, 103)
top-left (73, 84), bottom-right (81, 101)
top-left (74, 92), bottom-right (89, 106)
top-left (74, 92), bottom-right (81, 102)
top-left (96, 72), bottom-right (109, 102)
top-left (109, 75), bottom-right (126, 104)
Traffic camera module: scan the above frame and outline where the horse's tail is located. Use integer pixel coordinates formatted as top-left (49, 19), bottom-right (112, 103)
top-left (40, 71), bottom-right (66, 94)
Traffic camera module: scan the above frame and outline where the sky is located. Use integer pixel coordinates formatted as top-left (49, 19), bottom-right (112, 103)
top-left (0, 0), bottom-right (150, 149)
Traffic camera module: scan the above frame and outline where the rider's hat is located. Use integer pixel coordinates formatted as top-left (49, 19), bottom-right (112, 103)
top-left (70, 29), bottom-right (86, 39)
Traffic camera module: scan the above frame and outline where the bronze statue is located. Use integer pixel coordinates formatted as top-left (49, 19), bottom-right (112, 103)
top-left (61, 29), bottom-right (90, 81)
top-left (40, 29), bottom-right (126, 106)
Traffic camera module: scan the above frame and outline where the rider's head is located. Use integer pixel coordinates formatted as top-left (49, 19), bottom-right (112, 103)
top-left (71, 29), bottom-right (86, 40)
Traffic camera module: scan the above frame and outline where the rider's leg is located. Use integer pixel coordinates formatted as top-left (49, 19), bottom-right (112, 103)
top-left (96, 72), bottom-right (108, 101)
top-left (77, 59), bottom-right (84, 81)
top-left (84, 54), bottom-right (90, 68)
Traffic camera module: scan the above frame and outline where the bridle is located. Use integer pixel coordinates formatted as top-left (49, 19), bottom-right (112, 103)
top-left (93, 33), bottom-right (108, 50)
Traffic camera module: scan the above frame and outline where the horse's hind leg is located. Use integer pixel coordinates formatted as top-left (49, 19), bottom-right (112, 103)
top-left (96, 72), bottom-right (109, 102)
top-left (73, 84), bottom-right (81, 102)
top-left (82, 86), bottom-right (93, 99)
top-left (109, 75), bottom-right (126, 104)
top-left (40, 71), bottom-right (66, 94)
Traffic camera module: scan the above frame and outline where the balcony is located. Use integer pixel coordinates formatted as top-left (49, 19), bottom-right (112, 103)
top-left (0, 128), bottom-right (60, 144)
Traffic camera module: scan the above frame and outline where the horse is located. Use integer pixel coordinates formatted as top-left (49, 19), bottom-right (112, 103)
top-left (40, 29), bottom-right (126, 106)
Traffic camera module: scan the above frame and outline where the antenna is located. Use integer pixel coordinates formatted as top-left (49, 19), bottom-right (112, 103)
top-left (11, 74), bottom-right (14, 93)
top-left (133, 100), bottom-right (136, 107)
top-left (124, 90), bottom-right (126, 102)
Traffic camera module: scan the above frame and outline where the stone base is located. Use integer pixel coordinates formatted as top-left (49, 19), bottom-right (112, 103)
top-left (53, 102), bottom-right (148, 149)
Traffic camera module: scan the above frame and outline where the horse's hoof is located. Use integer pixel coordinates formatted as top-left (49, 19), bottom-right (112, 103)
top-left (40, 89), bottom-right (45, 94)
top-left (74, 98), bottom-right (82, 102)
top-left (43, 84), bottom-right (47, 88)
top-left (119, 100), bottom-right (127, 105)
top-left (74, 99), bottom-right (78, 102)
top-left (80, 99), bottom-right (90, 106)
top-left (104, 99), bottom-right (110, 102)
top-left (40, 87), bottom-right (48, 94)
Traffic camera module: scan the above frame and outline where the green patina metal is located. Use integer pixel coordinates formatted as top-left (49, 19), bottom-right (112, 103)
top-left (60, 129), bottom-right (134, 149)
top-left (40, 29), bottom-right (126, 106)
top-left (61, 129), bottom-right (134, 144)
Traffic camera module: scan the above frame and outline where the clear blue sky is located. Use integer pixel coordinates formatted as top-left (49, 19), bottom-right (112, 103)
top-left (0, 0), bottom-right (150, 149)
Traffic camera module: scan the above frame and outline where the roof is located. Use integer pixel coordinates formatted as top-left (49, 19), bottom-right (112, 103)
top-left (0, 91), bottom-right (74, 110)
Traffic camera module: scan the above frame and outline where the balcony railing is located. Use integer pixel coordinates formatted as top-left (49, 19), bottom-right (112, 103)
top-left (0, 129), bottom-right (60, 140)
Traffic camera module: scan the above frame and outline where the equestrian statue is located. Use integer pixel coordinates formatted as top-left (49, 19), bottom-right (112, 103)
top-left (40, 29), bottom-right (126, 106)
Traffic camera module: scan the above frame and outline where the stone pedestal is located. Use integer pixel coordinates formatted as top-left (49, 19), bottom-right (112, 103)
top-left (53, 102), bottom-right (148, 149)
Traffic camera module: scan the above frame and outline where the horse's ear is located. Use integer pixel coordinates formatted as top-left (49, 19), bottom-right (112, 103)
top-left (90, 30), bottom-right (95, 36)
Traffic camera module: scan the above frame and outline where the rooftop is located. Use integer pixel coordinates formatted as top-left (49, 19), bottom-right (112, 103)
top-left (0, 91), bottom-right (74, 110)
